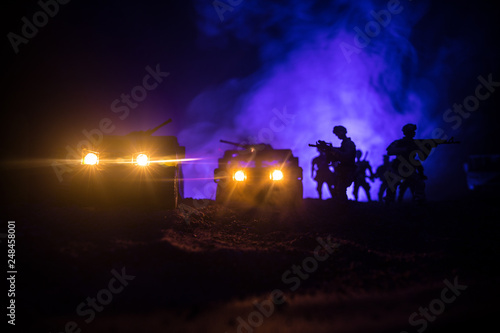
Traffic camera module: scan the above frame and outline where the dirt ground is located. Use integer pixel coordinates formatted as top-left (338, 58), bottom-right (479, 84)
top-left (5, 192), bottom-right (500, 332)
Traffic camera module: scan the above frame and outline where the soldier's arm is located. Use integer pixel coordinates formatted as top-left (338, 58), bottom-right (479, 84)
top-left (367, 163), bottom-right (374, 178)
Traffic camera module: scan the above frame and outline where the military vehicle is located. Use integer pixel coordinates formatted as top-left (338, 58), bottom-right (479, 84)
top-left (214, 140), bottom-right (303, 206)
top-left (464, 154), bottom-right (500, 193)
top-left (70, 119), bottom-right (185, 209)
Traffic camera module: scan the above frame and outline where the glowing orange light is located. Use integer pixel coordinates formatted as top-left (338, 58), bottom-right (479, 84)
top-left (270, 169), bottom-right (283, 180)
top-left (83, 152), bottom-right (99, 165)
top-left (136, 153), bottom-right (149, 166)
top-left (233, 170), bottom-right (246, 181)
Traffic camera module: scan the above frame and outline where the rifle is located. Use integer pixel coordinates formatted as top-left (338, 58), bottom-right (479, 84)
top-left (388, 136), bottom-right (460, 161)
top-left (309, 140), bottom-right (342, 162)
top-left (415, 137), bottom-right (461, 146)
top-left (415, 137), bottom-right (460, 155)
top-left (308, 140), bottom-right (333, 152)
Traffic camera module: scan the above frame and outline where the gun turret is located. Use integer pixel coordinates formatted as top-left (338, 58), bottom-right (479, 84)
top-left (220, 140), bottom-right (247, 149)
top-left (127, 119), bottom-right (172, 136)
top-left (220, 140), bottom-right (272, 152)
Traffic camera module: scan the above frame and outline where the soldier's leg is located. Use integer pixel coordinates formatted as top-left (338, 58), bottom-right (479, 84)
top-left (362, 181), bottom-right (372, 201)
top-left (385, 180), bottom-right (398, 203)
top-left (331, 172), bottom-right (345, 201)
top-left (378, 183), bottom-right (387, 202)
top-left (398, 180), bottom-right (408, 202)
top-left (327, 179), bottom-right (334, 198)
top-left (404, 174), bottom-right (419, 202)
top-left (413, 177), bottom-right (426, 203)
top-left (353, 182), bottom-right (359, 201)
top-left (383, 169), bottom-right (404, 204)
top-left (317, 181), bottom-right (323, 200)
top-left (338, 174), bottom-right (350, 202)
top-left (331, 173), bottom-right (339, 199)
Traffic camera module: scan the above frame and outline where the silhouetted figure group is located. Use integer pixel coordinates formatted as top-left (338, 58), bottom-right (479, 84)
top-left (311, 123), bottom-right (456, 204)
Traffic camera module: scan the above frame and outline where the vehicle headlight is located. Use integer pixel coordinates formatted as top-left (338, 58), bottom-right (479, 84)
top-left (82, 152), bottom-right (99, 165)
top-left (233, 170), bottom-right (247, 182)
top-left (135, 153), bottom-right (150, 166)
top-left (270, 169), bottom-right (283, 181)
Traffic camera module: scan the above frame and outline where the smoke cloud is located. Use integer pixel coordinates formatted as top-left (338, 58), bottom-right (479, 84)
top-left (178, 0), bottom-right (484, 200)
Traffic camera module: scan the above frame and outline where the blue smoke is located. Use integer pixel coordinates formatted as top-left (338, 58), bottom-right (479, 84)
top-left (179, 0), bottom-right (475, 200)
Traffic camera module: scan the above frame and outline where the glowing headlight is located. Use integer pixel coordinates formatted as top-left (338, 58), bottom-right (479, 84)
top-left (135, 153), bottom-right (150, 166)
top-left (270, 169), bottom-right (284, 181)
top-left (233, 170), bottom-right (247, 182)
top-left (83, 152), bottom-right (99, 165)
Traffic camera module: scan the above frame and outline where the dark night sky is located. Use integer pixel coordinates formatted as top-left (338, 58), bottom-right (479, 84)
top-left (2, 0), bottom-right (225, 150)
top-left (2, 0), bottom-right (500, 199)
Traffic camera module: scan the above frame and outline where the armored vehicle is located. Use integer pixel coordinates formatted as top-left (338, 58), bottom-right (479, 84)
top-left (70, 119), bottom-right (185, 209)
top-left (214, 140), bottom-right (303, 206)
top-left (464, 154), bottom-right (500, 193)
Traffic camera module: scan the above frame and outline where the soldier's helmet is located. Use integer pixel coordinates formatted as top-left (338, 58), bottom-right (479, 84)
top-left (402, 123), bottom-right (417, 136)
top-left (333, 125), bottom-right (347, 135)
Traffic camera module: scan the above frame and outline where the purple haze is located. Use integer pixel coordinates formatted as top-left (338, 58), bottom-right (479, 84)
top-left (177, 0), bottom-right (470, 200)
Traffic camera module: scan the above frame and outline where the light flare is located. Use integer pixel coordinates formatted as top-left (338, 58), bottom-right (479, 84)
top-left (83, 152), bottom-right (99, 165)
top-left (270, 169), bottom-right (284, 181)
top-left (135, 153), bottom-right (150, 166)
top-left (233, 170), bottom-right (247, 181)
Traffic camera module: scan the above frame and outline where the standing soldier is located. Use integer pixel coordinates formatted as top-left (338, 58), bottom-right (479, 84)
top-left (329, 125), bottom-right (357, 202)
top-left (311, 149), bottom-right (334, 200)
top-left (353, 150), bottom-right (374, 201)
top-left (385, 123), bottom-right (427, 204)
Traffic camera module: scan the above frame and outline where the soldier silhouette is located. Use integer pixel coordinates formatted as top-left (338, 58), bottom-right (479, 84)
top-left (352, 150), bottom-right (374, 201)
top-left (311, 149), bottom-right (334, 200)
top-left (373, 154), bottom-right (392, 202)
top-left (385, 123), bottom-right (427, 204)
top-left (329, 126), bottom-right (357, 202)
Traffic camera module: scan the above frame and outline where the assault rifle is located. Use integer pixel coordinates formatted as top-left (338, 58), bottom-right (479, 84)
top-left (308, 140), bottom-right (332, 152)
top-left (309, 140), bottom-right (342, 162)
top-left (414, 137), bottom-right (461, 146)
top-left (387, 137), bottom-right (460, 159)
